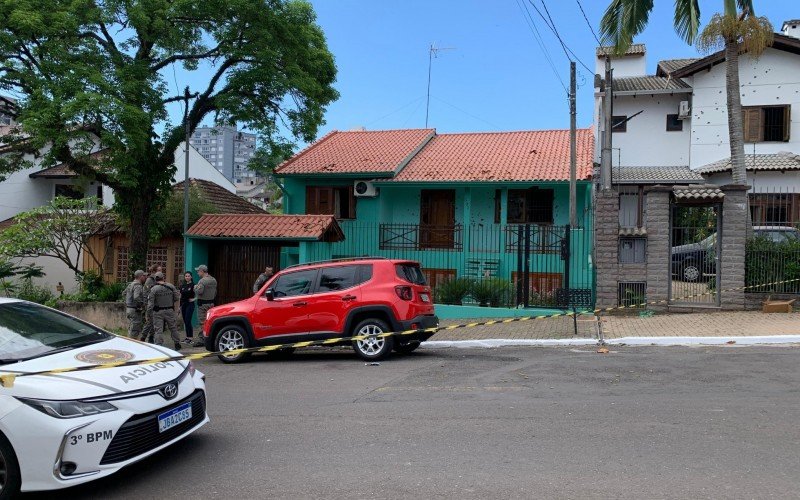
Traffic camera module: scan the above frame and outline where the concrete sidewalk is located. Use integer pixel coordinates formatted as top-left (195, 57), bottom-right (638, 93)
top-left (430, 311), bottom-right (800, 342)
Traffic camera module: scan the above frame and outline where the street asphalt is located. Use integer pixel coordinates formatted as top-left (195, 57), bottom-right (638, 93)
top-left (23, 344), bottom-right (800, 499)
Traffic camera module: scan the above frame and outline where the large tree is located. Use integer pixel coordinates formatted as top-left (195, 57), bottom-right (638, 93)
top-left (0, 0), bottom-right (338, 271)
top-left (600, 0), bottom-right (773, 185)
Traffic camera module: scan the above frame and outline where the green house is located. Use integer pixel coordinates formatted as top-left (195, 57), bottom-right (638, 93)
top-left (186, 128), bottom-right (595, 315)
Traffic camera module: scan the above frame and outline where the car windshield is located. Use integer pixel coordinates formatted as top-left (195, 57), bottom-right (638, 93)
top-left (0, 302), bottom-right (111, 363)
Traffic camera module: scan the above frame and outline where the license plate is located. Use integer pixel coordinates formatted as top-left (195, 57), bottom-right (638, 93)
top-left (158, 402), bottom-right (192, 433)
top-left (420, 293), bottom-right (430, 303)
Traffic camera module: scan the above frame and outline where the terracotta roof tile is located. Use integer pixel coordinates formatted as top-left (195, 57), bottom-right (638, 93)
top-left (695, 153), bottom-right (800, 174)
top-left (391, 129), bottom-right (594, 182)
top-left (673, 185), bottom-right (724, 201)
top-left (173, 178), bottom-right (264, 214)
top-left (613, 166), bottom-right (704, 184)
top-left (656, 58), bottom-right (700, 76)
top-left (596, 44), bottom-right (646, 56)
top-left (275, 129), bottom-right (434, 175)
top-left (186, 214), bottom-right (344, 241)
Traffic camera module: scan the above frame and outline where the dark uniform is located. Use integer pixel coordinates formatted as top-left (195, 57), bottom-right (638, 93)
top-left (124, 279), bottom-right (145, 338)
top-left (147, 278), bottom-right (181, 348)
top-left (252, 272), bottom-right (271, 294)
top-left (140, 273), bottom-right (158, 341)
top-left (194, 271), bottom-right (217, 345)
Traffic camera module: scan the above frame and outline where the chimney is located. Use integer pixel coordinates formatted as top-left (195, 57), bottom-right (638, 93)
top-left (782, 19), bottom-right (800, 39)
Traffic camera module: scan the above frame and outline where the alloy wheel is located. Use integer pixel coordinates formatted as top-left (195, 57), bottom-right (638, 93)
top-left (356, 324), bottom-right (386, 356)
top-left (218, 329), bottom-right (245, 353)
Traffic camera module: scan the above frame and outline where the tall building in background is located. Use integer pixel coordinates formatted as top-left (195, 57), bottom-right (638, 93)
top-left (0, 96), bottom-right (16, 128)
top-left (189, 125), bottom-right (257, 182)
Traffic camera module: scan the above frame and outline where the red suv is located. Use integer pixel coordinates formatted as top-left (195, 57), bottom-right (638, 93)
top-left (201, 258), bottom-right (438, 362)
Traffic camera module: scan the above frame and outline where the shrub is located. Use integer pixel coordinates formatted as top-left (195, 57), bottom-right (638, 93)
top-left (434, 278), bottom-right (474, 305)
top-left (471, 278), bottom-right (513, 308)
top-left (15, 280), bottom-right (54, 305)
top-left (745, 237), bottom-right (800, 293)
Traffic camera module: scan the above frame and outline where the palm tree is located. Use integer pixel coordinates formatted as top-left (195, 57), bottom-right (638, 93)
top-left (600, 0), bottom-right (773, 185)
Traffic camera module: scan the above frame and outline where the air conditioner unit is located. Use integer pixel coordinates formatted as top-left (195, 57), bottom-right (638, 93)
top-left (353, 180), bottom-right (378, 197)
top-left (678, 100), bottom-right (691, 119)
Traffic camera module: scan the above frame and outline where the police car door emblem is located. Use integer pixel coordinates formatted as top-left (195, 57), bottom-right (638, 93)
top-left (159, 383), bottom-right (179, 400)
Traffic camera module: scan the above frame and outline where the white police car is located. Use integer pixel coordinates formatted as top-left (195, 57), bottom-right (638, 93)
top-left (0, 298), bottom-right (208, 497)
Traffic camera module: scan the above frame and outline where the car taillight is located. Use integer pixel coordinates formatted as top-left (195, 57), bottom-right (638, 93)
top-left (395, 286), bottom-right (413, 301)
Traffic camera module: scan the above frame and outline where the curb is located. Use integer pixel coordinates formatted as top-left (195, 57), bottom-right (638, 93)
top-left (420, 335), bottom-right (800, 349)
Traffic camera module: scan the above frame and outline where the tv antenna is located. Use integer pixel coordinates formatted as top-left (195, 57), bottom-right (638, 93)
top-left (425, 43), bottom-right (456, 127)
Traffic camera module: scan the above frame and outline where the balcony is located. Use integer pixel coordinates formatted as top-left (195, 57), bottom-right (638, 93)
top-left (379, 224), bottom-right (463, 251)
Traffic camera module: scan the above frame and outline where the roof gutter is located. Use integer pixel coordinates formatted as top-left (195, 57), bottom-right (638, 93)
top-left (595, 88), bottom-right (692, 97)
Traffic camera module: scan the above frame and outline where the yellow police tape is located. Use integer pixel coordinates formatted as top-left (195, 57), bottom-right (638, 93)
top-left (0, 277), bottom-right (797, 388)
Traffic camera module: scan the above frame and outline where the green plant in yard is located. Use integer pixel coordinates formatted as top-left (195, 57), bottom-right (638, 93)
top-left (745, 237), bottom-right (800, 293)
top-left (471, 278), bottom-right (513, 308)
top-left (434, 278), bottom-right (475, 305)
top-left (0, 260), bottom-right (19, 297)
top-left (16, 280), bottom-right (54, 305)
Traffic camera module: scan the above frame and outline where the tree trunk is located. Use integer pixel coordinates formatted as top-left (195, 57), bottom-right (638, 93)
top-left (725, 38), bottom-right (747, 186)
top-left (127, 194), bottom-right (152, 277)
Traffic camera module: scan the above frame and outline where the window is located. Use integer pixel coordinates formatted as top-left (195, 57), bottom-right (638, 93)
top-left (507, 187), bottom-right (554, 224)
top-left (619, 186), bottom-right (645, 229)
top-left (54, 184), bottom-right (85, 200)
top-left (306, 186), bottom-right (355, 219)
top-left (666, 114), bottom-right (683, 132)
top-left (743, 105), bottom-right (791, 142)
top-left (317, 266), bottom-right (358, 292)
top-left (619, 237), bottom-right (646, 264)
top-left (396, 263), bottom-right (427, 285)
top-left (618, 282), bottom-right (646, 308)
top-left (271, 269), bottom-right (317, 297)
top-left (611, 115), bottom-right (627, 133)
top-left (749, 193), bottom-right (798, 225)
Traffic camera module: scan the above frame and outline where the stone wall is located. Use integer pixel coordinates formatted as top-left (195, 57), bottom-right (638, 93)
top-left (594, 189), bottom-right (621, 308)
top-left (644, 188), bottom-right (671, 310)
top-left (719, 185), bottom-right (748, 310)
top-left (56, 301), bottom-right (127, 331)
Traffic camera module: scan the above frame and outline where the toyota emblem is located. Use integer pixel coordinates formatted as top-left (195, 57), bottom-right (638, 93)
top-left (159, 383), bottom-right (179, 400)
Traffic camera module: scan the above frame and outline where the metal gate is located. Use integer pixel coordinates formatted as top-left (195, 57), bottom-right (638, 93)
top-left (512, 224), bottom-right (592, 309)
top-left (209, 241), bottom-right (282, 305)
top-left (669, 204), bottom-right (722, 306)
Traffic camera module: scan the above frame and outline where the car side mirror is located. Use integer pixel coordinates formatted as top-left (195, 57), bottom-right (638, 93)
top-left (264, 289), bottom-right (275, 301)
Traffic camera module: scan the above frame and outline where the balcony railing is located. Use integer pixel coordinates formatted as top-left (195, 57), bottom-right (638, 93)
top-left (379, 224), bottom-right (463, 251)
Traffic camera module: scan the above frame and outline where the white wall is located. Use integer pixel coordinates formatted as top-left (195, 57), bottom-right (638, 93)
top-left (597, 93), bottom-right (692, 167)
top-left (704, 170), bottom-right (800, 191)
top-left (687, 48), bottom-right (800, 168)
top-left (172, 143), bottom-right (236, 193)
top-left (595, 54), bottom-right (647, 78)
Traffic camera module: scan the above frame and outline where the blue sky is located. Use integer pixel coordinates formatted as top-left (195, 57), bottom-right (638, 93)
top-left (173, 1), bottom-right (794, 140)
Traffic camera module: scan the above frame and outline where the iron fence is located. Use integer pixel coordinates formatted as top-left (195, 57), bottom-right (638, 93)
top-left (310, 221), bottom-right (594, 309)
top-left (745, 187), bottom-right (800, 295)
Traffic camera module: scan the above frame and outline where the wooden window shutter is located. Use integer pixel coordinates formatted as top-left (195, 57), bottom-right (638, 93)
top-left (305, 186), bottom-right (318, 214)
top-left (783, 105), bottom-right (791, 142)
top-left (742, 107), bottom-right (763, 142)
top-left (347, 185), bottom-right (355, 219)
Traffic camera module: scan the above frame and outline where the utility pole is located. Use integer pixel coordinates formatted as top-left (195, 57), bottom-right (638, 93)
top-left (569, 61), bottom-right (577, 227)
top-left (425, 44), bottom-right (455, 128)
top-left (601, 56), bottom-right (613, 191)
top-left (182, 87), bottom-right (194, 263)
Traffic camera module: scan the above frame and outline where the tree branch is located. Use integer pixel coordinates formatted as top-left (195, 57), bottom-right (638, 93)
top-left (151, 44), bottom-right (222, 72)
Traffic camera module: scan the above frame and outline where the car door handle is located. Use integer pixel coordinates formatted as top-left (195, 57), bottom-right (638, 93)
top-left (341, 295), bottom-right (357, 302)
top-left (293, 301), bottom-right (308, 307)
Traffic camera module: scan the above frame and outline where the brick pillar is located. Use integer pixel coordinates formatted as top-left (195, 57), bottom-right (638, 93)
top-left (719, 185), bottom-right (749, 310)
top-left (644, 187), bottom-right (671, 310)
top-left (594, 189), bottom-right (619, 308)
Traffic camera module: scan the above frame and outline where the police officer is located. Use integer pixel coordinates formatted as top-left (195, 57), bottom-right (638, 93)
top-left (147, 272), bottom-right (181, 350)
top-left (193, 264), bottom-right (217, 347)
top-left (124, 270), bottom-right (147, 339)
top-left (252, 266), bottom-right (274, 294)
top-left (140, 264), bottom-right (163, 343)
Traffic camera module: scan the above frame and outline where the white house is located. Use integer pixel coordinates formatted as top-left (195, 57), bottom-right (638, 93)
top-left (594, 21), bottom-right (800, 225)
top-left (0, 141), bottom-right (235, 291)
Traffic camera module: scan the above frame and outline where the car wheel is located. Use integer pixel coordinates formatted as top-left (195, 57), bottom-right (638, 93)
top-left (352, 318), bottom-right (394, 361)
top-left (682, 260), bottom-right (700, 282)
top-left (394, 340), bottom-right (421, 354)
top-left (215, 325), bottom-right (251, 364)
top-left (0, 433), bottom-right (20, 500)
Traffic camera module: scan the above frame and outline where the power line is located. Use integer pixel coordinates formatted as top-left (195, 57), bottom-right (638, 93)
top-left (431, 96), bottom-right (502, 129)
top-left (514, 0), bottom-right (568, 93)
top-left (576, 0), bottom-right (601, 45)
top-left (526, 0), bottom-right (594, 74)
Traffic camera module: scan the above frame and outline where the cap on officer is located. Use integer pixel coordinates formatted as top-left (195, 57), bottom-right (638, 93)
top-left (195, 264), bottom-right (208, 273)
top-left (153, 272), bottom-right (165, 281)
top-left (133, 270), bottom-right (145, 278)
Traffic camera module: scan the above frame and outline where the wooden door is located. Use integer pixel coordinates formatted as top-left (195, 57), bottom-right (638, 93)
top-left (420, 189), bottom-right (456, 249)
top-left (209, 241), bottom-right (283, 305)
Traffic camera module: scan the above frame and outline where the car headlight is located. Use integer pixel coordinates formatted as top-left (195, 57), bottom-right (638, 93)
top-left (16, 398), bottom-right (117, 418)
